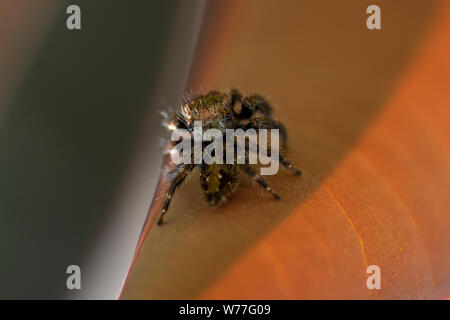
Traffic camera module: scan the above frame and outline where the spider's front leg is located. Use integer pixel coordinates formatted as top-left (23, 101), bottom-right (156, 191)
top-left (157, 164), bottom-right (195, 225)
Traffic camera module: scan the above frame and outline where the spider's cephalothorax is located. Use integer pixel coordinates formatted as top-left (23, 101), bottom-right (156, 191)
top-left (157, 89), bottom-right (301, 225)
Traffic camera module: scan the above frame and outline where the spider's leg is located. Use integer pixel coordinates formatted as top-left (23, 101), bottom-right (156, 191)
top-left (244, 117), bottom-right (288, 147)
top-left (279, 153), bottom-right (302, 175)
top-left (243, 95), bottom-right (273, 117)
top-left (242, 165), bottom-right (280, 200)
top-left (258, 143), bottom-right (302, 175)
top-left (230, 89), bottom-right (257, 120)
top-left (230, 88), bottom-right (242, 106)
top-left (157, 164), bottom-right (195, 225)
top-left (244, 117), bottom-right (301, 175)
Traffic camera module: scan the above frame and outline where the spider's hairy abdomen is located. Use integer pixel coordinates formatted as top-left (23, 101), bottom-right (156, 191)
top-left (200, 163), bottom-right (239, 206)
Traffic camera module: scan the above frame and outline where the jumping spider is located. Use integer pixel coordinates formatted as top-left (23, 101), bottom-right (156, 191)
top-left (158, 89), bottom-right (301, 225)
